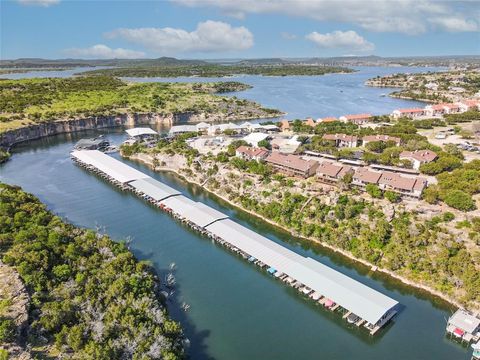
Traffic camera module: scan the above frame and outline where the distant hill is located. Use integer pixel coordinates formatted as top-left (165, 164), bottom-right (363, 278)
top-left (1, 55), bottom-right (479, 70)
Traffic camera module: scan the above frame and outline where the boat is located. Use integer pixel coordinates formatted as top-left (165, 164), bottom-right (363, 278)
top-left (74, 136), bottom-right (110, 151)
top-left (347, 313), bottom-right (360, 324)
top-left (166, 273), bottom-right (176, 288)
top-left (103, 145), bottom-right (118, 153)
top-left (169, 262), bottom-right (176, 271)
top-left (380, 93), bottom-right (387, 97)
top-left (181, 302), bottom-right (190, 311)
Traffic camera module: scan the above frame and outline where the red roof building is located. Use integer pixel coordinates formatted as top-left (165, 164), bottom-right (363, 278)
top-left (339, 114), bottom-right (372, 125)
top-left (316, 162), bottom-right (353, 183)
top-left (400, 150), bottom-right (437, 170)
top-left (236, 146), bottom-right (270, 161)
top-left (265, 152), bottom-right (319, 178)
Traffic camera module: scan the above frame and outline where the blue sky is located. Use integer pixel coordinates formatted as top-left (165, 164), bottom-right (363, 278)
top-left (1, 0), bottom-right (479, 60)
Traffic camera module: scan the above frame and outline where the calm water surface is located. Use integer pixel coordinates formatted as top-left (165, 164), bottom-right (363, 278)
top-left (123, 66), bottom-right (442, 119)
top-left (0, 66), bottom-right (470, 360)
top-left (0, 129), bottom-right (468, 360)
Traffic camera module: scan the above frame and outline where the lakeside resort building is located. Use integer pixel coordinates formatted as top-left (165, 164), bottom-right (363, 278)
top-left (70, 149), bottom-right (400, 335)
top-left (235, 146), bottom-right (270, 161)
top-left (265, 152), bottom-right (319, 178)
top-left (399, 150), bottom-right (438, 170)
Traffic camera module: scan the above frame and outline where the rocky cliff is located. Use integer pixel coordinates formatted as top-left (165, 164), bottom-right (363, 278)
top-left (0, 111), bottom-right (234, 149)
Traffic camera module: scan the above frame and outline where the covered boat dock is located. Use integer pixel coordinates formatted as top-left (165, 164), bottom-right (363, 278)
top-left (205, 218), bottom-right (398, 331)
top-left (71, 150), bottom-right (399, 334)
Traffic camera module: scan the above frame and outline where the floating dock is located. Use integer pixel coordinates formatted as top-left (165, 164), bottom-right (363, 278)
top-left (71, 150), bottom-right (399, 335)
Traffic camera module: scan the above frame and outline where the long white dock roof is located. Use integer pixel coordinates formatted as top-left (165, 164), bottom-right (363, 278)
top-left (206, 219), bottom-right (398, 325)
top-left (161, 196), bottom-right (229, 228)
top-left (71, 150), bottom-right (149, 184)
top-left (129, 177), bottom-right (181, 201)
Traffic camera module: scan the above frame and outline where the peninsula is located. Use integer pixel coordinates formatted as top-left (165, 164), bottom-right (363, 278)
top-left (365, 69), bottom-right (480, 103)
top-left (0, 183), bottom-right (184, 359)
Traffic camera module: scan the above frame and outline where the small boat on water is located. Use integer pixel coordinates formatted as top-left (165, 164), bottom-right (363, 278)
top-left (74, 136), bottom-right (110, 151)
top-left (181, 302), bottom-right (190, 311)
top-left (103, 145), bottom-right (118, 153)
top-left (347, 313), bottom-right (360, 324)
top-left (166, 273), bottom-right (176, 288)
top-left (169, 262), bottom-right (176, 271)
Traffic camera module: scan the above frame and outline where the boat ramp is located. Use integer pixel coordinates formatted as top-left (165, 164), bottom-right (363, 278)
top-left (71, 150), bottom-right (399, 335)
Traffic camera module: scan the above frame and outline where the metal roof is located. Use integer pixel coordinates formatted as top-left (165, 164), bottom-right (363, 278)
top-left (161, 196), bottom-right (229, 228)
top-left (161, 195), bottom-right (197, 214)
top-left (129, 177), bottom-right (181, 201)
top-left (184, 202), bottom-right (229, 228)
top-left (71, 150), bottom-right (149, 184)
top-left (448, 310), bottom-right (480, 334)
top-left (125, 127), bottom-right (158, 137)
top-left (169, 125), bottom-right (198, 134)
top-left (205, 219), bottom-right (398, 325)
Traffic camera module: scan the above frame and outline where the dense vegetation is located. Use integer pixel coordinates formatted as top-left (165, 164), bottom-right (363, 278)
top-left (0, 183), bottom-right (184, 359)
top-left (423, 160), bottom-right (480, 211)
top-left (0, 77), bottom-right (281, 132)
top-left (204, 157), bottom-right (480, 307)
top-left (81, 64), bottom-right (353, 78)
top-left (0, 149), bottom-right (10, 163)
top-left (367, 69), bottom-right (480, 103)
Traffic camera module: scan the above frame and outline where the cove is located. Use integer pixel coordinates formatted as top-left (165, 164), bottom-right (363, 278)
top-left (0, 129), bottom-right (468, 360)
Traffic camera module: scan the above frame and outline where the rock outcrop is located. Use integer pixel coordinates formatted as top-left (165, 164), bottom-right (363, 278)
top-left (0, 110), bottom-right (281, 150)
top-left (0, 261), bottom-right (31, 359)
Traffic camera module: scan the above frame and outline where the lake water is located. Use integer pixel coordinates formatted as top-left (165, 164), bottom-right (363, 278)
top-left (0, 67), bottom-right (472, 360)
top-left (123, 66), bottom-right (441, 119)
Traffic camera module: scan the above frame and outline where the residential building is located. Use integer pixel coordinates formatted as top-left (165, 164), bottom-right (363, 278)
top-left (279, 119), bottom-right (290, 132)
top-left (443, 103), bottom-right (462, 114)
top-left (316, 162), bottom-right (353, 183)
top-left (339, 114), bottom-right (372, 125)
top-left (460, 99), bottom-right (480, 111)
top-left (352, 168), bottom-right (382, 187)
top-left (322, 133), bottom-right (359, 148)
top-left (391, 108), bottom-right (425, 119)
top-left (235, 146), bottom-right (270, 161)
top-left (362, 135), bottom-right (401, 146)
top-left (377, 171), bottom-right (427, 198)
top-left (265, 152), bottom-right (319, 178)
top-left (424, 104), bottom-right (448, 117)
top-left (317, 117), bottom-right (338, 123)
top-left (304, 118), bottom-right (316, 127)
top-left (399, 150), bottom-right (437, 170)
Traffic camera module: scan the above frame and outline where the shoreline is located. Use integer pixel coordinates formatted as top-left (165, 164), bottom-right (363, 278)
top-left (128, 152), bottom-right (468, 312)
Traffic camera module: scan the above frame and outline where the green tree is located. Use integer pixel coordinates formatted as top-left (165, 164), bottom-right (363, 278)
top-left (366, 184), bottom-right (382, 198)
top-left (443, 190), bottom-right (476, 211)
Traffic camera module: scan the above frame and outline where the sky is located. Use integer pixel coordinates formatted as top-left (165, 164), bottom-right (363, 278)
top-left (1, 0), bottom-right (479, 60)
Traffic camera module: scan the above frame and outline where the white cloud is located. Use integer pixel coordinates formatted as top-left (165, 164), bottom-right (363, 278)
top-left (172, 0), bottom-right (479, 35)
top-left (64, 44), bottom-right (145, 59)
top-left (306, 30), bottom-right (375, 52)
top-left (429, 16), bottom-right (478, 32)
top-left (105, 20), bottom-right (254, 54)
top-left (17, 0), bottom-right (60, 6)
